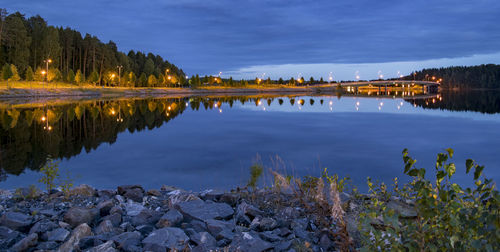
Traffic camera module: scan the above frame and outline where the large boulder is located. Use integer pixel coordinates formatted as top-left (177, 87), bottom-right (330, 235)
top-left (63, 207), bottom-right (95, 228)
top-left (97, 200), bottom-right (114, 216)
top-left (0, 212), bottom-right (33, 232)
top-left (124, 201), bottom-right (145, 216)
top-left (131, 209), bottom-right (162, 227)
top-left (46, 228), bottom-right (70, 242)
top-left (0, 226), bottom-right (20, 249)
top-left (10, 233), bottom-right (38, 252)
top-left (110, 231), bottom-right (141, 251)
top-left (117, 185), bottom-right (144, 203)
top-left (229, 232), bottom-right (273, 252)
top-left (69, 184), bottom-right (96, 197)
top-left (205, 219), bottom-right (235, 240)
top-left (189, 231), bottom-right (217, 249)
top-left (57, 223), bottom-right (92, 252)
top-left (175, 200), bottom-right (234, 222)
top-left (156, 209), bottom-right (183, 228)
top-left (142, 227), bottom-right (189, 251)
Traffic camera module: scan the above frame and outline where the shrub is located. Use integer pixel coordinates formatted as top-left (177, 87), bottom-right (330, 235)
top-left (358, 148), bottom-right (500, 251)
top-left (38, 158), bottom-right (60, 192)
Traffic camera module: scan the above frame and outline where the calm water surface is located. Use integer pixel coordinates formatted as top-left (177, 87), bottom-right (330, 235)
top-left (1, 91), bottom-right (499, 191)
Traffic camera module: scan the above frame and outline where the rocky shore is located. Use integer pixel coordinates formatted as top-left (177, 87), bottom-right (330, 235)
top-left (0, 183), bottom-right (371, 252)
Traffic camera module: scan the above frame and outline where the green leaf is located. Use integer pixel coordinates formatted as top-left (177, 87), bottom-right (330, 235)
top-left (436, 170), bottom-right (446, 183)
top-left (446, 148), bottom-right (454, 158)
top-left (408, 169), bottom-right (419, 177)
top-left (466, 159), bottom-right (474, 173)
top-left (445, 163), bottom-right (456, 178)
top-left (474, 165), bottom-right (484, 180)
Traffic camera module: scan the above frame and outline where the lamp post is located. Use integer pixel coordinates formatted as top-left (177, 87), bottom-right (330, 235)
top-left (43, 59), bottom-right (52, 88)
top-left (117, 65), bottom-right (123, 86)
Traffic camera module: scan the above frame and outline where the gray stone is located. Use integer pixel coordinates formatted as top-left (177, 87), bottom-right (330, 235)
top-left (259, 231), bottom-right (282, 242)
top-left (131, 209), bottom-right (161, 227)
top-left (109, 206), bottom-right (123, 215)
top-left (11, 233), bottom-right (38, 252)
top-left (95, 220), bottom-right (114, 235)
top-left (103, 213), bottom-right (122, 227)
top-left (57, 223), bottom-right (93, 252)
top-left (0, 226), bottom-right (20, 248)
top-left (387, 200), bottom-right (417, 218)
top-left (142, 227), bottom-right (189, 251)
top-left (29, 219), bottom-right (58, 236)
top-left (219, 193), bottom-right (240, 206)
top-left (147, 189), bottom-right (161, 197)
top-left (229, 232), bottom-right (273, 252)
top-left (156, 209), bottom-right (183, 228)
top-left (135, 224), bottom-right (154, 236)
top-left (259, 217), bottom-right (278, 231)
top-left (97, 190), bottom-right (116, 199)
top-left (86, 240), bottom-right (117, 252)
top-left (59, 221), bottom-right (71, 229)
top-left (64, 207), bottom-right (95, 228)
top-left (190, 219), bottom-right (207, 232)
top-left (319, 233), bottom-right (334, 251)
top-left (189, 231), bottom-right (216, 249)
top-left (117, 185), bottom-right (144, 203)
top-left (120, 222), bottom-right (135, 232)
top-left (111, 231), bottom-right (141, 251)
top-left (70, 184), bottom-right (96, 197)
top-left (125, 201), bottom-right (145, 216)
top-left (205, 219), bottom-right (235, 239)
top-left (97, 200), bottom-right (114, 216)
top-left (0, 212), bottom-right (33, 231)
top-left (79, 236), bottom-right (105, 250)
top-left (175, 200), bottom-right (234, 221)
top-left (200, 189), bottom-right (224, 201)
top-left (47, 228), bottom-right (70, 242)
top-left (274, 240), bottom-right (293, 251)
top-left (39, 209), bottom-right (58, 217)
top-left (37, 241), bottom-right (59, 250)
top-left (237, 201), bottom-right (264, 218)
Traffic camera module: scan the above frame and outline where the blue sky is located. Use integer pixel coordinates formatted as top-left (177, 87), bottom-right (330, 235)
top-left (2, 0), bottom-right (500, 80)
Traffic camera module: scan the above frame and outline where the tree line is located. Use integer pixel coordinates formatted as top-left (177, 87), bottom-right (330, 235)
top-left (0, 9), bottom-right (186, 87)
top-left (406, 64), bottom-right (500, 89)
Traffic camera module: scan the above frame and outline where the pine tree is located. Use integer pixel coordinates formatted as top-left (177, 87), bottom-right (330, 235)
top-left (25, 66), bottom-right (34, 81)
top-left (147, 74), bottom-right (157, 87)
top-left (138, 73), bottom-right (147, 87)
top-left (75, 69), bottom-right (84, 85)
top-left (66, 69), bottom-right (75, 83)
top-left (2, 63), bottom-right (12, 80)
top-left (9, 64), bottom-right (20, 81)
top-left (34, 67), bottom-right (44, 81)
top-left (88, 70), bottom-right (99, 84)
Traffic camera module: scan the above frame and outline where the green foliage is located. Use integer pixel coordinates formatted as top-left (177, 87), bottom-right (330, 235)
top-left (138, 73), bottom-right (147, 87)
top-left (38, 158), bottom-right (60, 192)
top-left (59, 170), bottom-right (75, 198)
top-left (66, 69), bottom-right (75, 83)
top-left (1, 63), bottom-right (12, 80)
top-left (14, 185), bottom-right (39, 200)
top-left (75, 69), bottom-right (84, 84)
top-left (147, 74), bottom-right (157, 87)
top-left (88, 70), bottom-right (99, 84)
top-left (9, 64), bottom-right (20, 81)
top-left (359, 148), bottom-right (500, 251)
top-left (410, 64), bottom-right (500, 89)
top-left (248, 163), bottom-right (263, 190)
top-left (25, 66), bottom-right (34, 81)
top-left (322, 168), bottom-right (350, 193)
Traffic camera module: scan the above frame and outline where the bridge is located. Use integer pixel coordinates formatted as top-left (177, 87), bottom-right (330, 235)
top-left (322, 80), bottom-right (441, 94)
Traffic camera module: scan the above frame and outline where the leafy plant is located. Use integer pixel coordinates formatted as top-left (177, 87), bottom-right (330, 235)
top-left (59, 170), bottom-right (75, 198)
top-left (359, 148), bottom-right (500, 251)
top-left (247, 163), bottom-right (263, 190)
top-left (38, 158), bottom-right (60, 192)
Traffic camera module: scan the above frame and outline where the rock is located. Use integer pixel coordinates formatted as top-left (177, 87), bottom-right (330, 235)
top-left (117, 185), bottom-right (144, 203)
top-left (175, 200), bottom-right (234, 221)
top-left (190, 219), bottom-right (207, 232)
top-left (229, 232), bottom-right (273, 252)
top-left (147, 189), bottom-right (161, 197)
top-left (64, 207), bottom-right (95, 228)
top-left (135, 224), bottom-right (154, 236)
top-left (259, 217), bottom-right (278, 231)
top-left (36, 241), bottom-right (59, 250)
top-left (120, 222), bottom-right (135, 232)
top-left (200, 189), bottom-right (224, 201)
top-left (160, 185), bottom-right (178, 192)
top-left (189, 231), bottom-right (217, 249)
top-left (259, 231), bottom-right (281, 242)
top-left (0, 211), bottom-right (33, 231)
top-left (57, 223), bottom-right (92, 252)
top-left (47, 228), bottom-right (70, 242)
top-left (102, 213), bottom-right (122, 227)
top-left (0, 226), bottom-right (20, 249)
top-left (95, 220), bottom-right (114, 235)
top-left (125, 201), bottom-right (145, 216)
top-left (319, 233), bottom-right (334, 251)
top-left (156, 209), bottom-right (183, 228)
top-left (39, 209), bottom-right (58, 217)
top-left (78, 236), bottom-right (107, 250)
top-left (109, 206), bottom-right (123, 215)
top-left (29, 219), bottom-right (58, 236)
top-left (70, 184), bottom-right (96, 197)
top-left (11, 233), bottom-right (38, 252)
top-left (274, 240), bottom-right (293, 251)
top-left (111, 231), bottom-right (141, 251)
top-left (219, 193), bottom-right (240, 206)
top-left (142, 227), bottom-right (189, 251)
top-left (97, 200), bottom-right (114, 216)
top-left (59, 221), bottom-right (71, 229)
top-left (86, 240), bottom-right (117, 252)
top-left (97, 190), bottom-right (116, 199)
top-left (205, 219), bottom-right (235, 239)
top-left (131, 209), bottom-right (161, 227)
top-left (237, 201), bottom-right (264, 219)
top-left (387, 200), bottom-right (417, 218)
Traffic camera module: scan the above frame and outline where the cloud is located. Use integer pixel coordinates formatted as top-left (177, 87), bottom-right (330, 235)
top-left (2, 0), bottom-right (500, 76)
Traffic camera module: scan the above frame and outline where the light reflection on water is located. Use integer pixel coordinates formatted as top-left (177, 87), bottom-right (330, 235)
top-left (0, 91), bottom-right (499, 191)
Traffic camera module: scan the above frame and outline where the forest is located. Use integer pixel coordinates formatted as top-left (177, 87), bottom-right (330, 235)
top-left (407, 64), bottom-right (500, 89)
top-left (0, 9), bottom-right (186, 87)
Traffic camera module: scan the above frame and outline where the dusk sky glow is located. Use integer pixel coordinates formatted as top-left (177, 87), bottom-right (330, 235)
top-left (2, 0), bottom-right (500, 80)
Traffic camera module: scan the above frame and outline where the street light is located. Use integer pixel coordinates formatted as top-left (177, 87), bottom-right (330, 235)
top-left (43, 59), bottom-right (52, 88)
top-left (117, 65), bottom-right (123, 86)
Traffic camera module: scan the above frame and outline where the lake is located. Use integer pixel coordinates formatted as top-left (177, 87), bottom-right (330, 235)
top-left (1, 90), bottom-right (499, 191)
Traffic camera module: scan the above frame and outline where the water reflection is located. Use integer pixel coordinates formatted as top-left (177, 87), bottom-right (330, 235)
top-left (0, 90), bottom-right (498, 188)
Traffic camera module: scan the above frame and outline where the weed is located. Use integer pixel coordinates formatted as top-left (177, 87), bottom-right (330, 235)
top-left (38, 158), bottom-right (60, 192)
